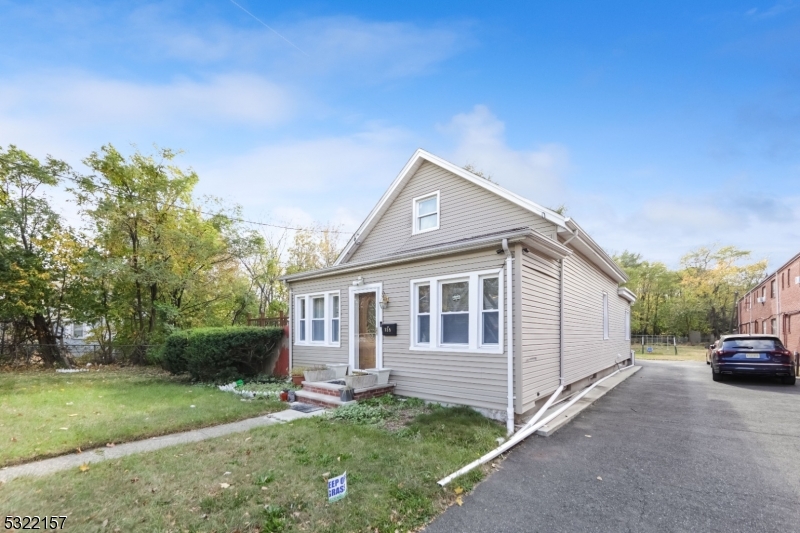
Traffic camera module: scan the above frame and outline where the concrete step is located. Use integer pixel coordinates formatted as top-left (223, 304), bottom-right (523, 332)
top-left (294, 389), bottom-right (356, 408)
top-left (535, 366), bottom-right (642, 437)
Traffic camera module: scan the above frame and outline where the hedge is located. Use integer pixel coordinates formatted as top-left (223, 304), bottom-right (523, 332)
top-left (160, 326), bottom-right (284, 382)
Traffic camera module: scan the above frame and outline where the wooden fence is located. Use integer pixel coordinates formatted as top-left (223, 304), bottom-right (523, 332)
top-left (247, 312), bottom-right (288, 328)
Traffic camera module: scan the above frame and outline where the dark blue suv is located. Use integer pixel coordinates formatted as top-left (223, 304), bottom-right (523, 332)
top-left (711, 335), bottom-right (796, 385)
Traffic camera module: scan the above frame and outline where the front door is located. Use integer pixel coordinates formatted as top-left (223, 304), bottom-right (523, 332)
top-left (357, 292), bottom-right (377, 369)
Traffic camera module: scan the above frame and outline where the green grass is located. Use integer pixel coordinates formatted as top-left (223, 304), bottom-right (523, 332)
top-left (0, 367), bottom-right (285, 466)
top-left (633, 344), bottom-right (708, 362)
top-left (1, 399), bottom-right (505, 533)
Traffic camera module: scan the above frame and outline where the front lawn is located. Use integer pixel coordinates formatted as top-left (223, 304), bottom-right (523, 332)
top-left (0, 367), bottom-right (284, 466)
top-left (1, 398), bottom-right (505, 532)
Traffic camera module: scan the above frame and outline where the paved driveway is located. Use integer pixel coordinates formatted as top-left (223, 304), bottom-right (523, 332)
top-left (426, 360), bottom-right (800, 533)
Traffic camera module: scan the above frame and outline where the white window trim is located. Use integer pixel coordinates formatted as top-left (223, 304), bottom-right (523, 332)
top-left (294, 291), bottom-right (341, 347)
top-left (330, 293), bottom-right (341, 345)
top-left (348, 283), bottom-right (384, 370)
top-left (411, 190), bottom-right (440, 235)
top-left (602, 292), bottom-right (609, 340)
top-left (409, 269), bottom-right (503, 354)
top-left (479, 275), bottom-right (501, 348)
top-left (413, 283), bottom-right (431, 346)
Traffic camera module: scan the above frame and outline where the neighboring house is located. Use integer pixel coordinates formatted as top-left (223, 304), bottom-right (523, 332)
top-left (738, 251), bottom-right (800, 354)
top-left (281, 149), bottom-right (635, 427)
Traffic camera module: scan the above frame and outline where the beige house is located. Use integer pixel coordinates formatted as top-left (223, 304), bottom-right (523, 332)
top-left (282, 149), bottom-right (635, 429)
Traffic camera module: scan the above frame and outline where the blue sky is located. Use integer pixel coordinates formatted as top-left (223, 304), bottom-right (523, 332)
top-left (1, 1), bottom-right (799, 269)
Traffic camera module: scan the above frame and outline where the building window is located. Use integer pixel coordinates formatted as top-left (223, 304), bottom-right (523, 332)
top-left (481, 277), bottom-right (500, 346)
top-left (602, 292), bottom-right (609, 340)
top-left (762, 320), bottom-right (767, 334)
top-left (441, 280), bottom-right (469, 345)
top-left (295, 292), bottom-right (341, 346)
top-left (771, 318), bottom-right (777, 334)
top-left (413, 192), bottom-right (440, 234)
top-left (330, 295), bottom-right (340, 343)
top-left (754, 321), bottom-right (759, 334)
top-left (771, 280), bottom-right (776, 298)
top-left (409, 269), bottom-right (503, 353)
top-left (625, 309), bottom-right (631, 341)
top-left (73, 324), bottom-right (85, 339)
top-left (416, 284), bottom-right (430, 344)
top-left (298, 298), bottom-right (306, 342)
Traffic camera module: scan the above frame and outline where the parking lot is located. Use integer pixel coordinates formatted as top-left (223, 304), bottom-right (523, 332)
top-left (427, 360), bottom-right (800, 533)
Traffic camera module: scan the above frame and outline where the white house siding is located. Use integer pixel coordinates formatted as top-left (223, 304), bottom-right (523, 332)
top-left (348, 161), bottom-right (558, 264)
top-left (562, 250), bottom-right (630, 384)
top-left (290, 248), bottom-right (511, 414)
top-left (517, 249), bottom-right (562, 414)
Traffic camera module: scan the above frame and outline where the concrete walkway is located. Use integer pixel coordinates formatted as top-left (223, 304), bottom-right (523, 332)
top-left (0, 406), bottom-right (325, 484)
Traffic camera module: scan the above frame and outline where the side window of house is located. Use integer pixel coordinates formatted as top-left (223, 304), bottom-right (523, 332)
top-left (602, 292), bottom-right (609, 340)
top-left (311, 297), bottom-right (325, 341)
top-left (413, 192), bottom-right (439, 234)
top-left (331, 295), bottom-right (340, 343)
top-left (416, 284), bottom-right (430, 344)
top-left (624, 309), bottom-right (631, 341)
top-left (481, 277), bottom-right (499, 345)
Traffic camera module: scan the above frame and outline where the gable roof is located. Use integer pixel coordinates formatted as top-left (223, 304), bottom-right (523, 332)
top-left (334, 149), bottom-right (568, 266)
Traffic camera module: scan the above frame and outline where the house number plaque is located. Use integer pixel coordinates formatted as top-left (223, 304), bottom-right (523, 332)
top-left (380, 323), bottom-right (397, 336)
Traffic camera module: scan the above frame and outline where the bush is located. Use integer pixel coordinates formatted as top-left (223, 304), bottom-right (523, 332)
top-left (159, 332), bottom-right (190, 373)
top-left (161, 327), bottom-right (284, 382)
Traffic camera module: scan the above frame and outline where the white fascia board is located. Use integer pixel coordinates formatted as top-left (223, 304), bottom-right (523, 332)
top-left (334, 148), bottom-right (568, 266)
top-left (617, 287), bottom-right (637, 304)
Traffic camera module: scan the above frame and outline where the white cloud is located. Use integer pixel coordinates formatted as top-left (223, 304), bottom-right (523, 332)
top-left (439, 105), bottom-right (570, 207)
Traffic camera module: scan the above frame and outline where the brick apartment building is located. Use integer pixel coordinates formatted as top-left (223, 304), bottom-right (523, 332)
top-left (738, 251), bottom-right (800, 354)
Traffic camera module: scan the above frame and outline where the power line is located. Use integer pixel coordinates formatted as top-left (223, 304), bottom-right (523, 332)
top-left (227, 0), bottom-right (309, 57)
top-left (63, 174), bottom-right (355, 236)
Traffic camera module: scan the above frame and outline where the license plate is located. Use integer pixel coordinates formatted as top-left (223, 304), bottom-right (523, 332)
top-left (745, 354), bottom-right (761, 359)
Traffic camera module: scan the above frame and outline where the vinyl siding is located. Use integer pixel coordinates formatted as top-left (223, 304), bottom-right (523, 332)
top-left (347, 161), bottom-right (557, 264)
top-left (562, 250), bottom-right (631, 383)
top-left (289, 248), bottom-right (510, 413)
top-left (518, 250), bottom-right (562, 413)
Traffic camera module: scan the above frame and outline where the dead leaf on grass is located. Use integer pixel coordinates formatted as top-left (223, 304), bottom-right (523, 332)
top-left (455, 496), bottom-right (463, 506)
top-left (10, 437), bottom-right (16, 442)
top-left (454, 486), bottom-right (464, 495)
top-left (79, 463), bottom-right (90, 472)
top-left (106, 442), bottom-right (115, 447)
top-left (69, 414), bottom-right (78, 417)
top-left (76, 447), bottom-right (82, 454)
top-left (220, 483), bottom-right (230, 489)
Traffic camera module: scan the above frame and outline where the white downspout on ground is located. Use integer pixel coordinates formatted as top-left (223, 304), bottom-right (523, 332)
top-left (502, 239), bottom-right (514, 436)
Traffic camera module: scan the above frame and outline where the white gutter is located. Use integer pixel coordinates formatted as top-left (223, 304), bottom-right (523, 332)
top-left (437, 361), bottom-right (636, 487)
top-left (502, 238), bottom-right (515, 436)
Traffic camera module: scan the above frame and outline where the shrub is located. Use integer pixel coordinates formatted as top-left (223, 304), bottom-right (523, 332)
top-left (161, 327), bottom-right (284, 382)
top-left (160, 332), bottom-right (190, 373)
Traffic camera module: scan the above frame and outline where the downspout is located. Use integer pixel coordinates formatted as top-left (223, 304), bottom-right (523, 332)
top-left (438, 360), bottom-right (636, 486)
top-left (502, 238), bottom-right (514, 436)
top-left (558, 229), bottom-right (577, 387)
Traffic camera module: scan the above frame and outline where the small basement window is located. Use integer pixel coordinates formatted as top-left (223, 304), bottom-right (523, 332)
top-left (413, 192), bottom-right (440, 234)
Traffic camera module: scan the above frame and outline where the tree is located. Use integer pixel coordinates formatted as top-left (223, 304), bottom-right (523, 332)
top-left (285, 224), bottom-right (344, 275)
top-left (0, 145), bottom-right (75, 366)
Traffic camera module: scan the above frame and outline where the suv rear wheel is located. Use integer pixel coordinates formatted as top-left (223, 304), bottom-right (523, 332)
top-left (712, 368), bottom-right (724, 382)
top-left (783, 375), bottom-right (796, 385)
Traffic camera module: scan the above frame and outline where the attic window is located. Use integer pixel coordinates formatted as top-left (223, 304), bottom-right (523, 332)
top-left (413, 191), bottom-right (440, 234)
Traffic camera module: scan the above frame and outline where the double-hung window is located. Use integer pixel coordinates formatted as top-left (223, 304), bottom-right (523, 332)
top-left (481, 277), bottom-right (500, 345)
top-left (331, 295), bottom-right (340, 343)
top-left (416, 284), bottom-right (430, 344)
top-left (311, 297), bottom-right (325, 341)
top-left (295, 292), bottom-right (340, 346)
top-left (441, 280), bottom-right (469, 344)
top-left (413, 192), bottom-right (439, 234)
top-left (298, 299), bottom-right (306, 342)
top-left (411, 270), bottom-right (502, 353)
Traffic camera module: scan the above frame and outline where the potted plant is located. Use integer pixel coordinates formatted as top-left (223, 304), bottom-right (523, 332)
top-left (303, 365), bottom-right (335, 382)
top-left (344, 371), bottom-right (377, 389)
top-left (327, 363), bottom-right (349, 378)
top-left (363, 368), bottom-right (392, 385)
top-left (290, 367), bottom-right (306, 386)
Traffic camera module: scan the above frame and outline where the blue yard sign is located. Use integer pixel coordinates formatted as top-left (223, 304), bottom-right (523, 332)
top-left (327, 472), bottom-right (347, 502)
